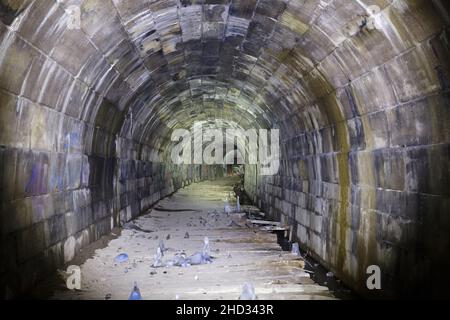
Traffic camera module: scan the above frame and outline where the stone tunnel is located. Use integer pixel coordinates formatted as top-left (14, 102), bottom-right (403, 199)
top-left (0, 0), bottom-right (449, 300)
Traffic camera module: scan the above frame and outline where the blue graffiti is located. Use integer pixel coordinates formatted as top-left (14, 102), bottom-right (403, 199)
top-left (25, 165), bottom-right (38, 193)
top-left (50, 172), bottom-right (63, 191)
top-left (63, 132), bottom-right (80, 151)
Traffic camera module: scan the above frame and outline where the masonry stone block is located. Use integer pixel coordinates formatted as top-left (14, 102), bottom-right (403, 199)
top-left (389, 94), bottom-right (450, 147)
top-left (64, 154), bottom-right (82, 190)
top-left (0, 147), bottom-right (17, 203)
top-left (362, 111), bottom-right (390, 150)
top-left (0, 0), bottom-right (449, 300)
top-left (406, 145), bottom-right (450, 196)
top-left (385, 47), bottom-right (440, 102)
top-left (1, 197), bottom-right (32, 235)
top-left (0, 34), bottom-right (37, 95)
top-left (44, 214), bottom-right (67, 247)
top-left (373, 148), bottom-right (405, 191)
top-left (16, 222), bottom-right (46, 263)
top-left (352, 67), bottom-right (396, 115)
top-left (16, 0), bottom-right (65, 54)
top-left (15, 150), bottom-right (49, 198)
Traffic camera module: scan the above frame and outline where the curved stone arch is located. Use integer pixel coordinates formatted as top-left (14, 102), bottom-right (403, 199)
top-left (0, 0), bottom-right (449, 298)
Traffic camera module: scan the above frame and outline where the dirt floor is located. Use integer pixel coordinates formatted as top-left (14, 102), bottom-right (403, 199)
top-left (30, 177), bottom-right (337, 300)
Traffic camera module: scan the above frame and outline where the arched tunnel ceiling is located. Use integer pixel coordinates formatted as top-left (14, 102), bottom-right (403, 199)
top-left (1, 0), bottom-right (450, 299)
top-left (4, 0), bottom-right (447, 156)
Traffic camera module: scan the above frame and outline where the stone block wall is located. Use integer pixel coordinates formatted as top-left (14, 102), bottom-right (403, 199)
top-left (1, 0), bottom-right (449, 300)
top-left (245, 3), bottom-right (450, 298)
top-left (114, 136), bottom-right (223, 227)
top-left (0, 1), bottom-right (126, 295)
top-left (0, 0), bottom-right (223, 297)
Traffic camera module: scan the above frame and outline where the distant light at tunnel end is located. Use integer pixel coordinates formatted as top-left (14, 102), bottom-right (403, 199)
top-left (170, 121), bottom-right (280, 176)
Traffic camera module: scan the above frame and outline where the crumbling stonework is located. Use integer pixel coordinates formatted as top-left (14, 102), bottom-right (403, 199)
top-left (0, 0), bottom-right (449, 298)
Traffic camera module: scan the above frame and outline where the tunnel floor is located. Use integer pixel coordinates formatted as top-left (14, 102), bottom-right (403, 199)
top-left (30, 177), bottom-right (335, 300)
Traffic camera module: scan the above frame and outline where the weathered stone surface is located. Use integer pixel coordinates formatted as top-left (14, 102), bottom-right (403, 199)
top-left (16, 222), bottom-right (46, 263)
top-left (0, 34), bottom-right (37, 95)
top-left (0, 0), bottom-right (449, 300)
top-left (64, 154), bottom-right (82, 191)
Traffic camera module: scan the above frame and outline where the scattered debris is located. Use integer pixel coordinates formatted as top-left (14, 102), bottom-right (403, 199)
top-left (128, 282), bottom-right (142, 300)
top-left (154, 207), bottom-right (201, 213)
top-left (199, 217), bottom-right (207, 226)
top-left (152, 247), bottom-right (165, 268)
top-left (268, 279), bottom-right (288, 285)
top-left (248, 219), bottom-right (280, 226)
top-left (239, 282), bottom-right (257, 300)
top-left (291, 243), bottom-right (301, 256)
top-left (202, 237), bottom-right (210, 256)
top-left (159, 240), bottom-right (166, 256)
top-left (224, 194), bottom-right (233, 214)
top-left (47, 178), bottom-right (338, 300)
top-left (123, 222), bottom-right (154, 233)
top-left (105, 293), bottom-right (112, 300)
top-left (261, 226), bottom-right (288, 233)
top-left (207, 210), bottom-right (220, 219)
top-left (189, 252), bottom-right (212, 265)
top-left (114, 253), bottom-right (129, 263)
top-left (168, 252), bottom-right (190, 268)
top-left (228, 220), bottom-right (243, 228)
top-left (224, 204), bottom-right (232, 214)
top-left (167, 237), bottom-right (214, 267)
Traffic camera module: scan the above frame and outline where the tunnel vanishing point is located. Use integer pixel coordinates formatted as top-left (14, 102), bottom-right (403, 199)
top-left (0, 0), bottom-right (449, 300)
